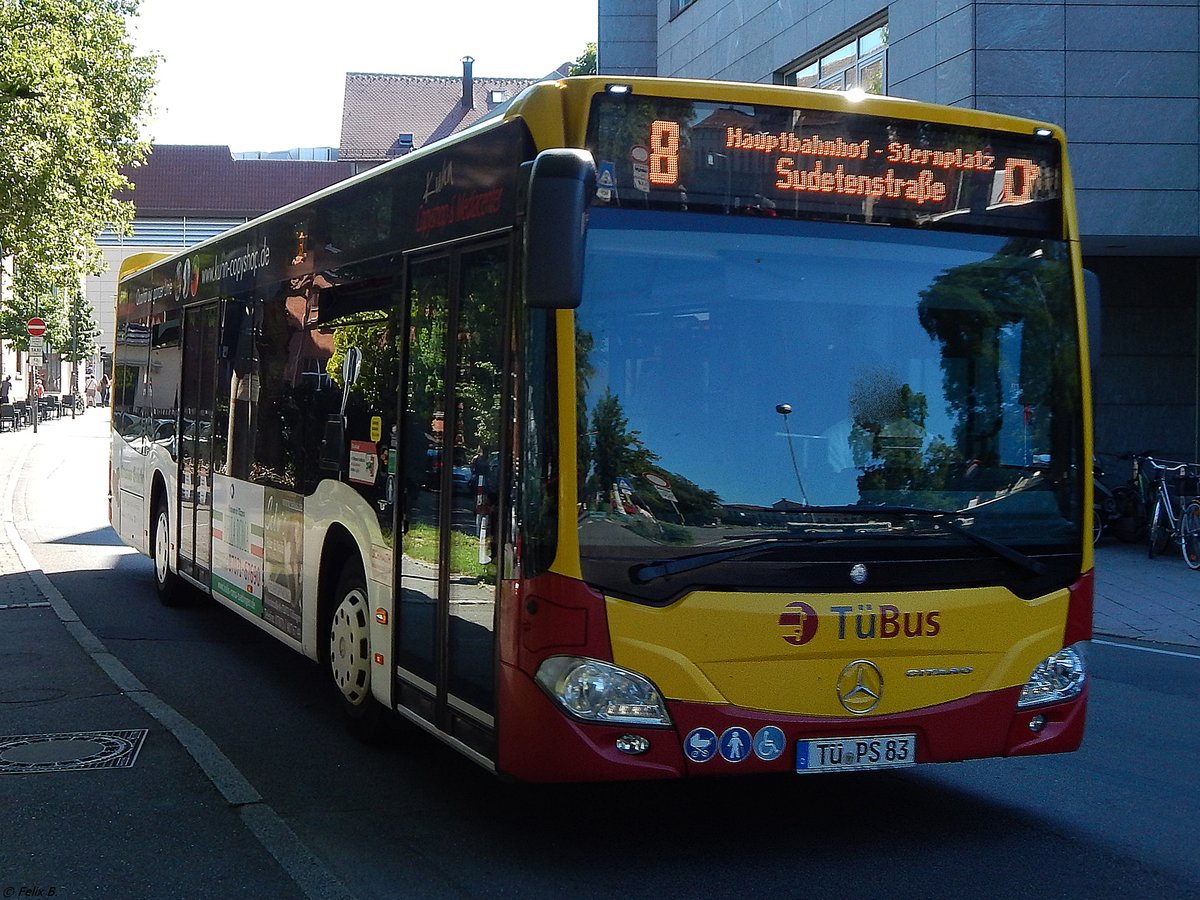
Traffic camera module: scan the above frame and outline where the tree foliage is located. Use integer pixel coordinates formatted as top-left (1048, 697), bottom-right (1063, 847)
top-left (569, 42), bottom-right (597, 76)
top-left (0, 0), bottom-right (156, 340)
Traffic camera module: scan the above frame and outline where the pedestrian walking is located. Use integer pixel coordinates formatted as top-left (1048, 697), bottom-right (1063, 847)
top-left (85, 373), bottom-right (98, 407)
top-left (100, 373), bottom-right (110, 407)
top-left (0, 375), bottom-right (11, 404)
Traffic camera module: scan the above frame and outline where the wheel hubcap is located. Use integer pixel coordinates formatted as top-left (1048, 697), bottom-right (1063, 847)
top-left (330, 588), bottom-right (370, 705)
top-left (155, 512), bottom-right (169, 584)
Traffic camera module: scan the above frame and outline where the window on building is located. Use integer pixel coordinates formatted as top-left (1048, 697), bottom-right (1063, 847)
top-left (670, 0), bottom-right (698, 18)
top-left (780, 20), bottom-right (888, 94)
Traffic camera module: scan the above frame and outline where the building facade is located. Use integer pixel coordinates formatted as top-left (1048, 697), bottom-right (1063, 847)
top-left (339, 57), bottom-right (570, 172)
top-left (598, 0), bottom-right (1200, 463)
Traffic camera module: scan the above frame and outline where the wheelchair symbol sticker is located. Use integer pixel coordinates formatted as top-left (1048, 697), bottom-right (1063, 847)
top-left (753, 726), bottom-right (786, 761)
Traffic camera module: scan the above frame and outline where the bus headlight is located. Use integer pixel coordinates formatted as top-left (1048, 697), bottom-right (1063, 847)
top-left (1017, 645), bottom-right (1086, 708)
top-left (535, 656), bottom-right (672, 726)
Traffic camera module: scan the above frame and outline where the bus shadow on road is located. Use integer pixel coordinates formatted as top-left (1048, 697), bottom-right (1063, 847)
top-left (45, 526), bottom-right (126, 546)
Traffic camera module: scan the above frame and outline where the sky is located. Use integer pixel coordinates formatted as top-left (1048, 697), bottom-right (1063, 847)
top-left (129, 0), bottom-right (598, 153)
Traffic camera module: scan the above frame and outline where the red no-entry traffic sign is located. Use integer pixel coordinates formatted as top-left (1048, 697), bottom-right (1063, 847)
top-left (26, 317), bottom-right (46, 337)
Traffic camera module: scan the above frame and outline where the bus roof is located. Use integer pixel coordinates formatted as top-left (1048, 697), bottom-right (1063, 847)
top-left (119, 75), bottom-right (1068, 285)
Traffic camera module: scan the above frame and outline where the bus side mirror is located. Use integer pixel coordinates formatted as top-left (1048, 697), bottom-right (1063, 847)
top-left (524, 148), bottom-right (596, 309)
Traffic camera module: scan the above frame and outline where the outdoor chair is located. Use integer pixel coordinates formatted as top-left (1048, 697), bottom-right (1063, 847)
top-left (0, 403), bottom-right (16, 431)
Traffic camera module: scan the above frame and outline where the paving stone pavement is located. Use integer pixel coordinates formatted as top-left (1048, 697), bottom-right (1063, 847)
top-left (1093, 538), bottom-right (1200, 648)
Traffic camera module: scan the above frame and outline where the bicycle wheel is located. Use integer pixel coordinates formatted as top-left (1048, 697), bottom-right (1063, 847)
top-left (1181, 501), bottom-right (1200, 569)
top-left (1148, 499), bottom-right (1171, 558)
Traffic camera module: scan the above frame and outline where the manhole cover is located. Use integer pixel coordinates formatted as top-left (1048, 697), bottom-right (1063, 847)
top-left (0, 729), bottom-right (147, 774)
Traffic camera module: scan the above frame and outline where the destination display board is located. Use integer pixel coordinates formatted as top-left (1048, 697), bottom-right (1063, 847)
top-left (585, 93), bottom-right (1063, 237)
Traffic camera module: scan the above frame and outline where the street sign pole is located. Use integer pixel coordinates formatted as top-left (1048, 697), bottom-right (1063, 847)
top-left (71, 297), bottom-right (78, 419)
top-left (27, 317), bottom-right (45, 433)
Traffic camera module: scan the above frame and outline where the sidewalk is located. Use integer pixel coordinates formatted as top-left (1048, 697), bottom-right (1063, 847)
top-left (1094, 539), bottom-right (1200, 648)
top-left (0, 411), bottom-right (345, 900)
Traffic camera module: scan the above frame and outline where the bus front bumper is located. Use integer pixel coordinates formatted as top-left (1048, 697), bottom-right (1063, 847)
top-left (496, 665), bottom-right (1087, 783)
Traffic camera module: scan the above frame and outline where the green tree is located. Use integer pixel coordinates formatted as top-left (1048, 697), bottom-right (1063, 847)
top-left (569, 42), bottom-right (597, 76)
top-left (63, 283), bottom-right (99, 361)
top-left (0, 0), bottom-right (156, 339)
top-left (0, 280), bottom-right (64, 354)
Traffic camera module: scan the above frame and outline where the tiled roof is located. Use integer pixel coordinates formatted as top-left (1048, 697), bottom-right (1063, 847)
top-left (340, 63), bottom-right (570, 161)
top-left (695, 108), bottom-right (760, 129)
top-left (116, 145), bottom-right (357, 217)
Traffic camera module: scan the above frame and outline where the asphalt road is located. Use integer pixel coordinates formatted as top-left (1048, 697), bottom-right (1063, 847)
top-left (12, 415), bottom-right (1200, 899)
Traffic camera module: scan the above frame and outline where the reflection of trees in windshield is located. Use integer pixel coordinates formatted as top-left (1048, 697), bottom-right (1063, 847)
top-left (917, 239), bottom-right (1073, 472)
top-left (327, 316), bottom-right (393, 410)
top-left (587, 389), bottom-right (658, 500)
top-left (850, 368), bottom-right (958, 498)
top-left (573, 217), bottom-right (1081, 565)
top-left (576, 331), bottom-right (722, 533)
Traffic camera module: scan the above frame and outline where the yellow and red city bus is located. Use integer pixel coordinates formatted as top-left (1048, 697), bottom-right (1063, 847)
top-left (112, 76), bottom-right (1091, 782)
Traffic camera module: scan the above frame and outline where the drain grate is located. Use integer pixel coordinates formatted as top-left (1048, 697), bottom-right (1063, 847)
top-left (0, 729), bottom-right (147, 774)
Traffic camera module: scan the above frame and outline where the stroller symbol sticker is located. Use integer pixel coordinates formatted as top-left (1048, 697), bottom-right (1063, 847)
top-left (683, 727), bottom-right (718, 763)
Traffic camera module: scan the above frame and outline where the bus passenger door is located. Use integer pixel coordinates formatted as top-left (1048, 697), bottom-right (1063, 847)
top-left (177, 302), bottom-right (220, 586)
top-left (396, 241), bottom-right (510, 760)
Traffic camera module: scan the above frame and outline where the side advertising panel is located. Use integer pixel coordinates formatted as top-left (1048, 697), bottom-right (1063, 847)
top-left (263, 489), bottom-right (304, 640)
top-left (212, 475), bottom-right (305, 641)
top-left (212, 475), bottom-right (265, 615)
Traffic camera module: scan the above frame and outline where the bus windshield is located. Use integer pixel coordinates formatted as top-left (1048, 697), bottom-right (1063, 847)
top-left (575, 208), bottom-right (1083, 598)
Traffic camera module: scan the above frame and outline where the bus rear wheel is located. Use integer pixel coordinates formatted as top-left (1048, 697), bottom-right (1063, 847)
top-left (152, 498), bottom-right (182, 606)
top-left (328, 562), bottom-right (385, 740)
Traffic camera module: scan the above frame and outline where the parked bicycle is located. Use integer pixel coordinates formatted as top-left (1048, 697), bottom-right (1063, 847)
top-left (1094, 452), bottom-right (1146, 543)
top-left (1140, 456), bottom-right (1200, 568)
top-left (1093, 456), bottom-right (1126, 544)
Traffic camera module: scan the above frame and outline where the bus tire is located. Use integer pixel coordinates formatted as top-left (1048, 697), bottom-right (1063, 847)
top-left (152, 497), bottom-right (182, 606)
top-left (328, 561), bottom-right (385, 741)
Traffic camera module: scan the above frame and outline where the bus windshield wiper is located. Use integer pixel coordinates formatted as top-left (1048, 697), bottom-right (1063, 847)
top-left (837, 504), bottom-right (1046, 576)
top-left (629, 535), bottom-right (822, 585)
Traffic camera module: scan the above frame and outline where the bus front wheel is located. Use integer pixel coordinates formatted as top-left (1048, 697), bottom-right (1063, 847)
top-left (152, 498), bottom-right (182, 606)
top-left (328, 562), bottom-right (385, 740)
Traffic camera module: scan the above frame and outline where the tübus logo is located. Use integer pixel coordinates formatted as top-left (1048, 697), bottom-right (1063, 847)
top-left (831, 604), bottom-right (941, 640)
top-left (778, 601), bottom-right (818, 646)
top-left (779, 601), bottom-right (942, 646)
